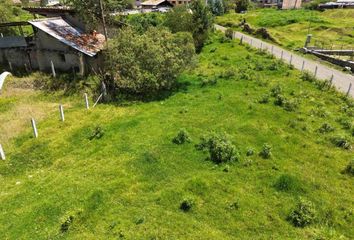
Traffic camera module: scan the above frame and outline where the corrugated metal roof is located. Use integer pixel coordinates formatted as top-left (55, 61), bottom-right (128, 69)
top-left (29, 17), bottom-right (105, 57)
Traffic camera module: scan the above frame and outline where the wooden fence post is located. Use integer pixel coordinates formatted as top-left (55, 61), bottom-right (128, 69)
top-left (281, 51), bottom-right (284, 60)
top-left (289, 55), bottom-right (293, 65)
top-left (271, 45), bottom-right (274, 54)
top-left (314, 66), bottom-right (318, 77)
top-left (329, 74), bottom-right (334, 87)
top-left (31, 118), bottom-right (38, 138)
top-left (0, 144), bottom-right (5, 160)
top-left (59, 104), bottom-right (65, 122)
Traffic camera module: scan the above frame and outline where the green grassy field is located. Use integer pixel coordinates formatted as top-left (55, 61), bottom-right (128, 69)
top-left (0, 35), bottom-right (353, 239)
top-left (216, 8), bottom-right (354, 50)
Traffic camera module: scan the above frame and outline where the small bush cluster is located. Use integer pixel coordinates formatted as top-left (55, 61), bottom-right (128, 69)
top-left (258, 94), bottom-right (270, 104)
top-left (259, 143), bottom-right (272, 159)
top-left (196, 133), bottom-right (240, 164)
top-left (331, 136), bottom-right (352, 150)
top-left (318, 123), bottom-right (335, 134)
top-left (172, 129), bottom-right (191, 145)
top-left (287, 198), bottom-right (317, 228)
top-left (180, 198), bottom-right (194, 212)
top-left (301, 71), bottom-right (316, 83)
top-left (88, 126), bottom-right (104, 140)
top-left (201, 78), bottom-right (217, 87)
top-left (274, 174), bottom-right (304, 193)
top-left (342, 160), bottom-right (354, 176)
top-left (225, 28), bottom-right (234, 39)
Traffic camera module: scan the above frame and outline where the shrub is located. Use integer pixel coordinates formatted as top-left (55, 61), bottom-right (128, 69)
top-left (259, 143), bottom-right (272, 159)
top-left (274, 174), bottom-right (304, 193)
top-left (201, 78), bottom-right (217, 87)
top-left (172, 129), bottom-right (191, 145)
top-left (337, 118), bottom-right (352, 130)
top-left (196, 133), bottom-right (240, 164)
top-left (105, 27), bottom-right (195, 98)
top-left (342, 160), bottom-right (354, 176)
top-left (301, 71), bottom-right (316, 83)
top-left (270, 85), bottom-right (282, 97)
top-left (225, 28), bottom-right (234, 39)
top-left (60, 215), bottom-right (74, 233)
top-left (331, 136), bottom-right (352, 150)
top-left (287, 198), bottom-right (317, 228)
top-left (180, 198), bottom-right (194, 212)
top-left (318, 123), bottom-right (335, 133)
top-left (274, 94), bottom-right (286, 106)
top-left (283, 99), bottom-right (299, 112)
top-left (258, 94), bottom-right (270, 104)
top-left (88, 126), bottom-right (104, 140)
top-left (246, 148), bottom-right (254, 156)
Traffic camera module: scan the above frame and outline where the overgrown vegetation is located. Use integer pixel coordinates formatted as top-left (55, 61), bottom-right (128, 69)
top-left (0, 34), bottom-right (353, 239)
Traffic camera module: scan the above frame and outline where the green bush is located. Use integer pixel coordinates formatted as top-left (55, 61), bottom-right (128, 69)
top-left (105, 27), bottom-right (195, 97)
top-left (287, 198), bottom-right (317, 228)
top-left (172, 129), bottom-right (191, 145)
top-left (274, 174), bottom-right (304, 193)
top-left (259, 143), bottom-right (272, 159)
top-left (258, 94), bottom-right (269, 104)
top-left (180, 198), bottom-right (194, 212)
top-left (225, 28), bottom-right (234, 40)
top-left (342, 160), bottom-right (354, 176)
top-left (270, 85), bottom-right (282, 97)
top-left (196, 133), bottom-right (240, 164)
top-left (318, 123), bottom-right (335, 134)
top-left (331, 136), bottom-right (352, 150)
top-left (88, 126), bottom-right (104, 140)
top-left (301, 71), bottom-right (316, 83)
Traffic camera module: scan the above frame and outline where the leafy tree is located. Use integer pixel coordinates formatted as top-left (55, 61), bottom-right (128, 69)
top-left (126, 12), bottom-right (165, 34)
top-left (104, 27), bottom-right (195, 98)
top-left (235, 0), bottom-right (249, 13)
top-left (67, 0), bottom-right (127, 28)
top-left (208, 0), bottom-right (225, 16)
top-left (0, 0), bottom-right (14, 35)
top-left (165, 1), bottom-right (213, 52)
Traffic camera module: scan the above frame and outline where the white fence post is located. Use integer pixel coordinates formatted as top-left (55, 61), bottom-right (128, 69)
top-left (84, 93), bottom-right (90, 109)
top-left (31, 118), bottom-right (38, 138)
top-left (51, 60), bottom-right (56, 78)
top-left (59, 104), bottom-right (65, 121)
top-left (0, 144), bottom-right (5, 160)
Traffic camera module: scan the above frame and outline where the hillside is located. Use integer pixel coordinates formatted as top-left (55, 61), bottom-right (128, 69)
top-left (216, 9), bottom-right (354, 50)
top-left (0, 34), bottom-right (353, 239)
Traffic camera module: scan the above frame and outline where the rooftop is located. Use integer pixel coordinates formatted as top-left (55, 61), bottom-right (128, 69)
top-left (28, 17), bottom-right (105, 57)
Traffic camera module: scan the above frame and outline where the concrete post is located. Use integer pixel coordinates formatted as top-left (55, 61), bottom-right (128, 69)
top-left (240, 36), bottom-right (243, 45)
top-left (8, 62), bottom-right (13, 72)
top-left (59, 104), bottom-right (65, 122)
top-left (329, 74), bottom-right (334, 87)
top-left (271, 46), bottom-right (274, 54)
top-left (260, 42), bottom-right (263, 49)
top-left (51, 60), bottom-right (56, 78)
top-left (31, 118), bottom-right (38, 138)
top-left (290, 55), bottom-right (293, 65)
top-left (281, 51), bottom-right (284, 60)
top-left (0, 144), bottom-right (5, 160)
top-left (84, 93), bottom-right (89, 109)
top-left (314, 66), bottom-right (318, 77)
top-left (347, 83), bottom-right (352, 97)
top-left (301, 60), bottom-right (305, 72)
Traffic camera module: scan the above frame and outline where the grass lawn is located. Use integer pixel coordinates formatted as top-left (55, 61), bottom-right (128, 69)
top-left (0, 35), bottom-right (353, 239)
top-left (216, 8), bottom-right (354, 50)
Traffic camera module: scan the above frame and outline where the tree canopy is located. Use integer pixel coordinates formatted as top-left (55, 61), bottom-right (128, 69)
top-left (104, 27), bottom-right (195, 98)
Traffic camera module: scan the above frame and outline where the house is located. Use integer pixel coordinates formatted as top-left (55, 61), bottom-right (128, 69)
top-left (141, 0), bottom-right (173, 9)
top-left (0, 17), bottom-right (105, 75)
top-left (256, 0), bottom-right (302, 9)
top-left (167, 0), bottom-right (192, 6)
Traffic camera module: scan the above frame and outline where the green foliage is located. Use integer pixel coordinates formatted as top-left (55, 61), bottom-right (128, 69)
top-left (126, 12), bottom-right (165, 34)
top-left (88, 126), bottom-right (105, 140)
top-left (196, 132), bottom-right (239, 164)
top-left (165, 1), bottom-right (213, 52)
top-left (172, 129), bottom-right (191, 145)
top-left (208, 0), bottom-right (225, 16)
top-left (259, 143), bottom-right (272, 159)
top-left (331, 136), bottom-right (352, 150)
top-left (342, 160), bottom-right (354, 176)
top-left (67, 0), bottom-right (128, 28)
top-left (287, 198), bottom-right (317, 228)
top-left (274, 174), bottom-right (305, 194)
top-left (105, 27), bottom-right (195, 97)
top-left (301, 71), bottom-right (316, 83)
top-left (235, 0), bottom-right (249, 13)
top-left (180, 198), bottom-right (194, 212)
top-left (318, 123), bottom-right (335, 134)
top-left (225, 28), bottom-right (234, 39)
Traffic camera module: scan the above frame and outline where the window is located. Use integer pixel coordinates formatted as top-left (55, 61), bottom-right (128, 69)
top-left (59, 53), bottom-right (66, 62)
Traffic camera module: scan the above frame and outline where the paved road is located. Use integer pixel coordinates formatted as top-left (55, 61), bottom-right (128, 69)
top-left (215, 25), bottom-right (354, 98)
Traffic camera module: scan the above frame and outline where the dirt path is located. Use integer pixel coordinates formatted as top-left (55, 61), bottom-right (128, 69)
top-left (215, 25), bottom-right (354, 98)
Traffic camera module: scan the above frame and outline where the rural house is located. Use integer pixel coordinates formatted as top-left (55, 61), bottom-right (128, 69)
top-left (0, 10), bottom-right (105, 75)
